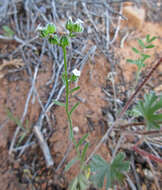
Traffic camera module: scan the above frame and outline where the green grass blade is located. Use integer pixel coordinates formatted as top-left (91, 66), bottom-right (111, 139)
top-left (76, 133), bottom-right (88, 149)
top-left (65, 156), bottom-right (79, 171)
top-left (81, 143), bottom-right (89, 162)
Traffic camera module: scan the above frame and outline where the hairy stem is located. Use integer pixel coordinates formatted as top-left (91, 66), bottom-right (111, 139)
top-left (62, 46), bottom-right (79, 155)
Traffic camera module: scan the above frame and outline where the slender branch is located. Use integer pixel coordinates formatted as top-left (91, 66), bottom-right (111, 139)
top-left (33, 126), bottom-right (54, 167)
top-left (132, 146), bottom-right (162, 164)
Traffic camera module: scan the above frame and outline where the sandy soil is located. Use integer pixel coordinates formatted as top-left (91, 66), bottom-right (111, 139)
top-left (0, 7), bottom-right (162, 190)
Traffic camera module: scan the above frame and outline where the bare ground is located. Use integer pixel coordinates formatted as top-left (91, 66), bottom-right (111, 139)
top-left (0, 1), bottom-right (162, 189)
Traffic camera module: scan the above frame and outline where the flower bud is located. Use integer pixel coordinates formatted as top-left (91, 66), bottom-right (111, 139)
top-left (66, 17), bottom-right (73, 32)
top-left (73, 23), bottom-right (83, 33)
top-left (40, 29), bottom-right (48, 38)
top-left (48, 34), bottom-right (59, 45)
top-left (47, 23), bottom-right (56, 34)
top-left (60, 36), bottom-right (69, 47)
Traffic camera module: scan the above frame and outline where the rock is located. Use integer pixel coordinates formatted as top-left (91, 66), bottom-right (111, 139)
top-left (122, 5), bottom-right (145, 30)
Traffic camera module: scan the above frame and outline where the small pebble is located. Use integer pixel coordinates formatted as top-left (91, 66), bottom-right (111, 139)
top-left (144, 169), bottom-right (153, 180)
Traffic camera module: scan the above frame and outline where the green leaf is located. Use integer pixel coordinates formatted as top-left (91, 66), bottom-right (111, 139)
top-left (90, 153), bottom-right (130, 189)
top-left (132, 47), bottom-right (140, 54)
top-left (77, 174), bottom-right (90, 190)
top-left (65, 156), bottom-right (79, 172)
top-left (70, 102), bottom-right (80, 115)
top-left (76, 133), bottom-right (88, 149)
top-left (53, 100), bottom-right (65, 107)
top-left (6, 109), bottom-right (24, 130)
top-left (61, 72), bottom-right (66, 85)
top-left (141, 54), bottom-right (151, 62)
top-left (81, 143), bottom-right (89, 162)
top-left (2, 25), bottom-right (14, 37)
top-left (145, 44), bottom-right (155, 49)
top-left (134, 91), bottom-right (162, 130)
top-left (146, 34), bottom-right (150, 43)
top-left (68, 174), bottom-right (90, 190)
top-left (17, 131), bottom-right (27, 146)
top-left (148, 36), bottom-right (157, 43)
top-left (141, 54), bottom-right (150, 59)
top-left (111, 152), bottom-right (130, 175)
top-left (68, 177), bottom-right (78, 190)
top-left (127, 59), bottom-right (136, 64)
top-left (138, 39), bottom-right (145, 48)
top-left (89, 154), bottom-right (111, 189)
top-left (69, 86), bottom-right (80, 94)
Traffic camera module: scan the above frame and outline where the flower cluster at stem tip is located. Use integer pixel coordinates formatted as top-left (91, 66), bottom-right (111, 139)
top-left (36, 17), bottom-right (84, 48)
top-left (36, 17), bottom-right (84, 83)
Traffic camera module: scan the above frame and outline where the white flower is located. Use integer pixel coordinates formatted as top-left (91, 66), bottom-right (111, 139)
top-left (36, 24), bottom-right (46, 31)
top-left (73, 126), bottom-right (79, 133)
top-left (72, 68), bottom-right (81, 77)
top-left (68, 16), bottom-right (73, 22)
top-left (75, 18), bottom-right (84, 24)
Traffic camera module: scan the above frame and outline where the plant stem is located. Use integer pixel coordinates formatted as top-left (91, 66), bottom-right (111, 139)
top-left (62, 46), bottom-right (80, 156)
top-left (63, 46), bottom-right (72, 139)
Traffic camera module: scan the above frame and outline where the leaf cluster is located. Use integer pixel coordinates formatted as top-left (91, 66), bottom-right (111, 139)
top-left (89, 152), bottom-right (130, 190)
top-left (127, 35), bottom-right (157, 72)
top-left (133, 91), bottom-right (162, 130)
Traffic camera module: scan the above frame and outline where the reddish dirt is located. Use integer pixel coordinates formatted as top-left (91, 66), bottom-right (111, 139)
top-left (0, 13), bottom-right (162, 190)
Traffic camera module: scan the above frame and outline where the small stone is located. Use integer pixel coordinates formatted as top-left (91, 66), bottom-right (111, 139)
top-left (144, 169), bottom-right (153, 180)
top-left (123, 5), bottom-right (145, 29)
top-left (110, 131), bottom-right (115, 138)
